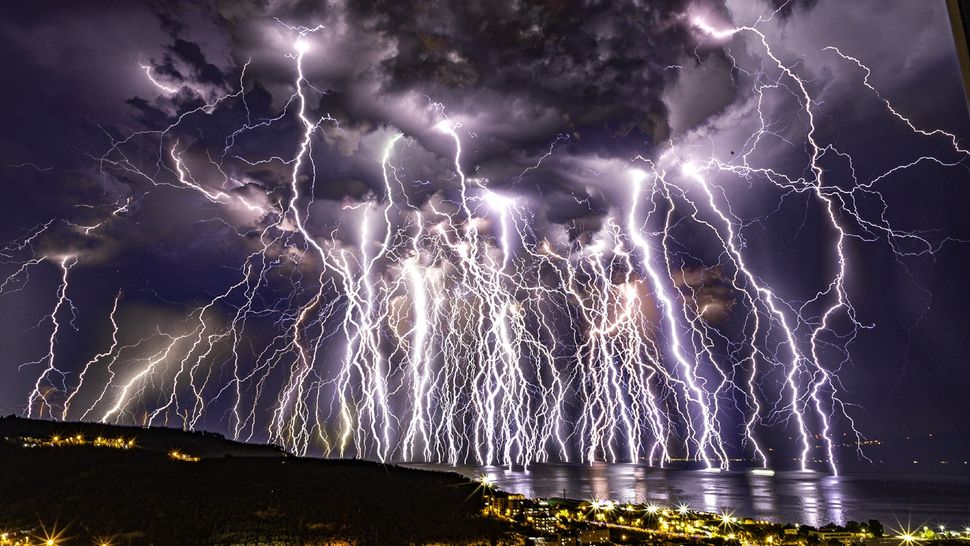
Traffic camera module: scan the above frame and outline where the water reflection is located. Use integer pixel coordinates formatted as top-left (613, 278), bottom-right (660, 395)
top-left (798, 477), bottom-right (821, 527)
top-left (405, 462), bottom-right (970, 527)
top-left (824, 475), bottom-right (845, 526)
top-left (698, 474), bottom-right (720, 513)
top-left (590, 462), bottom-right (610, 501)
top-left (747, 473), bottom-right (777, 516)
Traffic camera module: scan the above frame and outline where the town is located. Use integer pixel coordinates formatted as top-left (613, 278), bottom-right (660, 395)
top-left (480, 476), bottom-right (970, 546)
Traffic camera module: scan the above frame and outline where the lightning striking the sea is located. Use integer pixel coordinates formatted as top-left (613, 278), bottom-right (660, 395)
top-left (2, 5), bottom-right (967, 475)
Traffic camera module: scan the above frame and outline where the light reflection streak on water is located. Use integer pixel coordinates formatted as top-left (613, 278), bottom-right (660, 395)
top-left (824, 475), bottom-right (845, 526)
top-left (699, 475), bottom-right (720, 513)
top-left (747, 473), bottom-right (777, 517)
top-left (798, 476), bottom-right (821, 527)
top-left (405, 463), bottom-right (970, 527)
top-left (590, 462), bottom-right (610, 502)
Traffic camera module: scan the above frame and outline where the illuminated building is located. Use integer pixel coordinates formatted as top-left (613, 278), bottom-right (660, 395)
top-left (492, 494), bottom-right (526, 517)
top-left (524, 500), bottom-right (558, 535)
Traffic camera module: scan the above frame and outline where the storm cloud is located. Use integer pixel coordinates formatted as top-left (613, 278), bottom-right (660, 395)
top-left (0, 0), bottom-right (969, 451)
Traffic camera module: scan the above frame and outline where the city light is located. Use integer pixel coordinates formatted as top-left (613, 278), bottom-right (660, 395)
top-left (473, 483), bottom-right (894, 545)
top-left (16, 434), bottom-right (135, 451)
top-left (168, 450), bottom-right (201, 462)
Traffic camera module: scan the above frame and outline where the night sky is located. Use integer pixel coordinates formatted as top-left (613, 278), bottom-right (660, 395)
top-left (1, 0), bottom-right (968, 466)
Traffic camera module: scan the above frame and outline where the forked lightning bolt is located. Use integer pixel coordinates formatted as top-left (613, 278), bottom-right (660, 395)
top-left (2, 11), bottom-right (965, 475)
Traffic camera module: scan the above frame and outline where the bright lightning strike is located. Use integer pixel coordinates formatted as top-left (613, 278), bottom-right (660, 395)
top-left (3, 9), bottom-right (966, 475)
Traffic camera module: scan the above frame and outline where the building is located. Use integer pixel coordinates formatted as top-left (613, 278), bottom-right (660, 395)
top-left (525, 500), bottom-right (559, 535)
top-left (492, 493), bottom-right (527, 517)
top-left (809, 527), bottom-right (856, 544)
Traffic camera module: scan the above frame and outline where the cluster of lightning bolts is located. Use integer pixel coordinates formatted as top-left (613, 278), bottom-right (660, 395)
top-left (3, 14), bottom-right (966, 474)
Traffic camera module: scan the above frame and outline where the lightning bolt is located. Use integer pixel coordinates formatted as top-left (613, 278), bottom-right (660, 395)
top-left (4, 9), bottom-right (965, 476)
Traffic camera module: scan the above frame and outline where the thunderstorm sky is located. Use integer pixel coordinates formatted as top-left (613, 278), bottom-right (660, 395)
top-left (1, 0), bottom-right (969, 465)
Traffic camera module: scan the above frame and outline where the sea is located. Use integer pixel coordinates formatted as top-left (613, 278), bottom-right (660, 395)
top-left (406, 463), bottom-right (970, 530)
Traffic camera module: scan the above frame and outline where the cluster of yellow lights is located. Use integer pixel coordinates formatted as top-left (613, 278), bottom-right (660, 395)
top-left (19, 434), bottom-right (135, 450)
top-left (0, 530), bottom-right (100, 546)
top-left (892, 524), bottom-right (970, 544)
top-left (168, 450), bottom-right (200, 462)
top-left (0, 531), bottom-right (113, 546)
top-left (481, 496), bottom-right (954, 545)
top-left (92, 436), bottom-right (135, 449)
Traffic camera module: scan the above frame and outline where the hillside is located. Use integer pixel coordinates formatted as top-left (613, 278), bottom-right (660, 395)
top-left (0, 417), bottom-right (513, 545)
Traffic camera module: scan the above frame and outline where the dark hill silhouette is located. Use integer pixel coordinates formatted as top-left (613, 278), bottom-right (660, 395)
top-left (0, 414), bottom-right (286, 458)
top-left (0, 416), bottom-right (515, 545)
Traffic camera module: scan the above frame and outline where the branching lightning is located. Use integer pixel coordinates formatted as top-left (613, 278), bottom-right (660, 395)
top-left (3, 10), bottom-right (966, 474)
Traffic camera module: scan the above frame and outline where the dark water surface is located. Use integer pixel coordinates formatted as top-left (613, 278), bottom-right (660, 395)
top-left (406, 463), bottom-right (970, 529)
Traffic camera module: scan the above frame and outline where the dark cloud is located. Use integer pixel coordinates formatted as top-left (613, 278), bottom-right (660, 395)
top-left (348, 0), bottom-right (686, 140)
top-left (672, 266), bottom-right (737, 325)
top-left (165, 38), bottom-right (227, 86)
top-left (767, 0), bottom-right (820, 18)
top-left (215, 0), bottom-right (698, 164)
